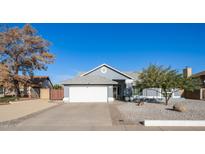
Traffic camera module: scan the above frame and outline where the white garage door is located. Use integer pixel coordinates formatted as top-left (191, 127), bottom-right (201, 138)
top-left (69, 86), bottom-right (108, 103)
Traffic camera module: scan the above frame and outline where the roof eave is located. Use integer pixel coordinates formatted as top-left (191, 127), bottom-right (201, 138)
top-left (62, 83), bottom-right (118, 85)
top-left (81, 64), bottom-right (134, 79)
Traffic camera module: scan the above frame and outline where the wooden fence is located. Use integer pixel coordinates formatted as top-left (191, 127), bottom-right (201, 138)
top-left (40, 88), bottom-right (50, 99)
top-left (50, 89), bottom-right (64, 100)
top-left (184, 88), bottom-right (205, 100)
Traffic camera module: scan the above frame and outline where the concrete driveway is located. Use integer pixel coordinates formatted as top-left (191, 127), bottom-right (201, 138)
top-left (1, 102), bottom-right (205, 131)
top-left (0, 99), bottom-right (57, 122)
top-left (1, 103), bottom-right (120, 131)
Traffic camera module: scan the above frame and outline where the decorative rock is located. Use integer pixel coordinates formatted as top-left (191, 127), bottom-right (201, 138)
top-left (137, 101), bottom-right (144, 106)
top-left (173, 104), bottom-right (187, 112)
top-left (125, 97), bottom-right (130, 102)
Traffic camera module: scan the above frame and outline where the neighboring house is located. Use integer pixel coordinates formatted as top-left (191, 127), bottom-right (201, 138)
top-left (184, 67), bottom-right (205, 100)
top-left (0, 85), bottom-right (16, 97)
top-left (27, 76), bottom-right (53, 98)
top-left (61, 64), bottom-right (181, 103)
top-left (0, 76), bottom-right (53, 98)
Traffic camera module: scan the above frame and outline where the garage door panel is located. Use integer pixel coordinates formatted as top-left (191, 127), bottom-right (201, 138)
top-left (69, 86), bottom-right (107, 103)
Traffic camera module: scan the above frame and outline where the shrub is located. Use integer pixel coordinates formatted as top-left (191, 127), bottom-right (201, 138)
top-left (53, 84), bottom-right (63, 89)
top-left (0, 96), bottom-right (17, 103)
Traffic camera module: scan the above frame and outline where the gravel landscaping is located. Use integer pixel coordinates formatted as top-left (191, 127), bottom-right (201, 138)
top-left (117, 99), bottom-right (205, 123)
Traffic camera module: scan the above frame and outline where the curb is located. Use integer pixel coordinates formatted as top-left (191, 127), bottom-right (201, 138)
top-left (0, 103), bottom-right (64, 127)
top-left (144, 120), bottom-right (205, 127)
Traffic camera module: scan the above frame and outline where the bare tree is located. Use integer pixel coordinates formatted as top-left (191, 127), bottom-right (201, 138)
top-left (0, 24), bottom-right (55, 96)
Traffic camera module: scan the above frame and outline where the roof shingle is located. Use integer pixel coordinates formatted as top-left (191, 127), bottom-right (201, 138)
top-left (61, 75), bottom-right (118, 85)
top-left (192, 71), bottom-right (205, 77)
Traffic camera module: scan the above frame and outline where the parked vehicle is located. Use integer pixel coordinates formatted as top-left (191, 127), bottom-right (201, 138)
top-left (132, 95), bottom-right (163, 103)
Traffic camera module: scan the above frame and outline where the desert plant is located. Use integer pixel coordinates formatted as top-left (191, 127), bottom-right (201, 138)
top-left (136, 64), bottom-right (201, 105)
top-left (53, 84), bottom-right (63, 89)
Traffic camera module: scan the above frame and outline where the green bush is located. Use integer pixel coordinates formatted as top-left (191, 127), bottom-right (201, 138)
top-left (0, 96), bottom-right (17, 103)
top-left (53, 84), bottom-right (63, 89)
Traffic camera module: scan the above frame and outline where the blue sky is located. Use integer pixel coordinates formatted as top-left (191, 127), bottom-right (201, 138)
top-left (5, 24), bottom-right (205, 84)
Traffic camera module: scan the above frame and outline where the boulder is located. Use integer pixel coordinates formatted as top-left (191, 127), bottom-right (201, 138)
top-left (137, 101), bottom-right (144, 106)
top-left (173, 104), bottom-right (186, 112)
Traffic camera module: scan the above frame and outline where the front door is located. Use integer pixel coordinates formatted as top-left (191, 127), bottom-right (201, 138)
top-left (113, 80), bottom-right (126, 100)
top-left (113, 86), bottom-right (119, 100)
top-left (113, 85), bottom-right (123, 100)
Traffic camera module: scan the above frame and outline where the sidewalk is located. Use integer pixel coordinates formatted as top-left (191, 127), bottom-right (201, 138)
top-left (0, 99), bottom-right (58, 122)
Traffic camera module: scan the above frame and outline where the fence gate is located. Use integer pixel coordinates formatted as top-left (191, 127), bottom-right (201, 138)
top-left (50, 89), bottom-right (64, 100)
top-left (40, 88), bottom-right (50, 99)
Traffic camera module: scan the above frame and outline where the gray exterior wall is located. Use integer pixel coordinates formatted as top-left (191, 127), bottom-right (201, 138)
top-left (85, 66), bottom-right (131, 80)
top-left (108, 86), bottom-right (113, 97)
top-left (84, 66), bottom-right (132, 99)
top-left (64, 86), bottom-right (69, 97)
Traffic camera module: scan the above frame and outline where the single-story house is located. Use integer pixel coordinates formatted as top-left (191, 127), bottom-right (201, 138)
top-left (0, 76), bottom-right (53, 98)
top-left (27, 76), bottom-right (53, 98)
top-left (61, 64), bottom-right (181, 103)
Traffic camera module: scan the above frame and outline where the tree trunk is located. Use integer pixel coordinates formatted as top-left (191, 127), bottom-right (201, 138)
top-left (165, 97), bottom-right (169, 105)
top-left (162, 89), bottom-right (170, 105)
top-left (14, 80), bottom-right (20, 97)
top-left (163, 89), bottom-right (168, 105)
top-left (165, 93), bottom-right (173, 105)
top-left (14, 67), bottom-right (20, 97)
top-left (22, 69), bottom-right (27, 97)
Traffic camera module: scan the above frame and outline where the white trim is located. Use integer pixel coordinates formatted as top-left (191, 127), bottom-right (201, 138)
top-left (200, 88), bottom-right (203, 100)
top-left (63, 97), bottom-right (70, 103)
top-left (81, 64), bottom-right (134, 79)
top-left (108, 97), bottom-right (114, 102)
top-left (144, 120), bottom-right (205, 127)
top-left (125, 79), bottom-right (133, 84)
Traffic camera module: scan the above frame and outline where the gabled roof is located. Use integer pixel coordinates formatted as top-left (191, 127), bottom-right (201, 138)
top-left (29, 76), bottom-right (53, 88)
top-left (61, 75), bottom-right (118, 85)
top-left (81, 64), bottom-right (134, 79)
top-left (123, 72), bottom-right (139, 80)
